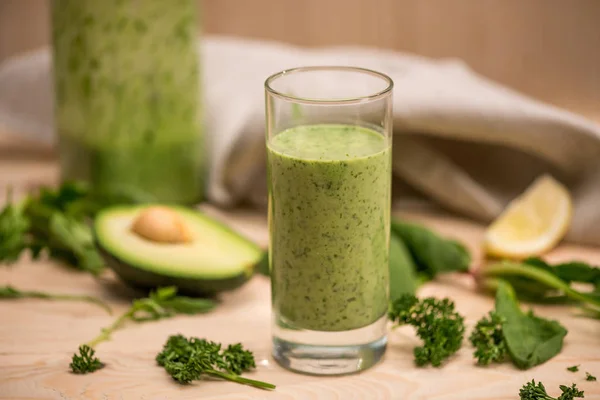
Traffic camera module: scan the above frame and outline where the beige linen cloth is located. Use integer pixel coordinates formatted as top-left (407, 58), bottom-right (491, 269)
top-left (1, 36), bottom-right (600, 245)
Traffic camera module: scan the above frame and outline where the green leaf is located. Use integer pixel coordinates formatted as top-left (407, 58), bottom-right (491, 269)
top-left (150, 286), bottom-right (178, 301)
top-left (524, 257), bottom-right (600, 289)
top-left (38, 181), bottom-right (90, 214)
top-left (0, 198), bottom-right (30, 264)
top-left (388, 233), bottom-right (418, 300)
top-left (255, 251), bottom-right (270, 277)
top-left (70, 344), bottom-right (104, 374)
top-left (390, 219), bottom-right (470, 279)
top-left (469, 311), bottom-right (507, 365)
top-left (554, 262), bottom-right (600, 287)
top-left (495, 281), bottom-right (567, 369)
top-left (48, 213), bottom-right (104, 275)
top-left (567, 365), bottom-right (579, 372)
top-left (0, 285), bottom-right (20, 297)
top-left (142, 286), bottom-right (216, 315)
top-left (155, 295), bottom-right (216, 315)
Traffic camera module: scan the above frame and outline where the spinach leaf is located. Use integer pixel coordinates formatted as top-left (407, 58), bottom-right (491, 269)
top-left (255, 251), bottom-right (270, 277)
top-left (390, 219), bottom-right (471, 279)
top-left (389, 233), bottom-right (419, 300)
top-left (495, 281), bottom-right (567, 370)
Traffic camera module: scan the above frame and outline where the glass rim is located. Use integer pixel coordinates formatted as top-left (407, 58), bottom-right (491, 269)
top-left (264, 66), bottom-right (394, 105)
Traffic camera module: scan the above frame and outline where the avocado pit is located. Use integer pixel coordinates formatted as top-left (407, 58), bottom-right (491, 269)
top-left (131, 206), bottom-right (192, 244)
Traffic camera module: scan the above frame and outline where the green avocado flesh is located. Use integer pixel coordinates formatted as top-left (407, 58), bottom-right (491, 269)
top-left (94, 205), bottom-right (262, 296)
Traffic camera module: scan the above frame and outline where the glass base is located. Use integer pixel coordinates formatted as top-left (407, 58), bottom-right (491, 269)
top-left (272, 315), bottom-right (387, 376)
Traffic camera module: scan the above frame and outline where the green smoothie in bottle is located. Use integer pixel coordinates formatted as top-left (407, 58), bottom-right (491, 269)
top-left (51, 0), bottom-right (204, 203)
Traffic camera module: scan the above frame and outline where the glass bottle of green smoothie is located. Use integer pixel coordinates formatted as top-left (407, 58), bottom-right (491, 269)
top-left (50, 0), bottom-right (204, 204)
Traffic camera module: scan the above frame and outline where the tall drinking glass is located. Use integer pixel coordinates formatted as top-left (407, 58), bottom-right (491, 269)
top-left (265, 66), bottom-right (393, 375)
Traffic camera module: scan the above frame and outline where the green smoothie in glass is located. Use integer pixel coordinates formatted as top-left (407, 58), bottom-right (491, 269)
top-left (51, 0), bottom-right (203, 203)
top-left (265, 66), bottom-right (393, 375)
top-left (268, 124), bottom-right (391, 332)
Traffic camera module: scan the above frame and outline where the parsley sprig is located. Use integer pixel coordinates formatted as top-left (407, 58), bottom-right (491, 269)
top-left (70, 345), bottom-right (104, 374)
top-left (388, 294), bottom-right (465, 367)
top-left (156, 334), bottom-right (275, 390)
top-left (70, 287), bottom-right (216, 374)
top-left (469, 311), bottom-right (507, 365)
top-left (519, 380), bottom-right (584, 400)
top-left (0, 182), bottom-right (152, 274)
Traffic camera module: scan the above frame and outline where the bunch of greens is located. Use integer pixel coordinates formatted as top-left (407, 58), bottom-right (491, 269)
top-left (257, 215), bottom-right (600, 370)
top-left (390, 219), bottom-right (600, 318)
top-left (0, 182), bottom-right (151, 274)
top-left (389, 217), bottom-right (600, 318)
top-left (0, 285), bottom-right (111, 314)
top-left (470, 281), bottom-right (567, 369)
top-left (388, 294), bottom-right (465, 367)
top-left (519, 380), bottom-right (584, 400)
top-left (156, 334), bottom-right (275, 390)
top-left (70, 286), bottom-right (215, 374)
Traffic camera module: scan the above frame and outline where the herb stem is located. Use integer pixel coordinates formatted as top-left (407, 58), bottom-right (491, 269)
top-left (207, 370), bottom-right (276, 390)
top-left (85, 309), bottom-right (133, 348)
top-left (40, 292), bottom-right (112, 314)
top-left (481, 262), bottom-right (600, 311)
top-left (0, 285), bottom-right (112, 314)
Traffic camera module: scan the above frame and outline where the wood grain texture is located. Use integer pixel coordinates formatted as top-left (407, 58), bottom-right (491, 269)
top-left (2, 0), bottom-right (600, 119)
top-left (0, 141), bottom-right (600, 399)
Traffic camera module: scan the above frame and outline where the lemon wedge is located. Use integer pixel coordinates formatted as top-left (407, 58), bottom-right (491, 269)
top-left (484, 174), bottom-right (572, 259)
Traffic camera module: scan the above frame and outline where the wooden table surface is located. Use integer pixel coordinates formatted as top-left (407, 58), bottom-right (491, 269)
top-left (1, 138), bottom-right (599, 400)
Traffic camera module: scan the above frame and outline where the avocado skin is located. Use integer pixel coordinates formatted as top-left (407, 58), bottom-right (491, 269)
top-left (99, 247), bottom-right (254, 297)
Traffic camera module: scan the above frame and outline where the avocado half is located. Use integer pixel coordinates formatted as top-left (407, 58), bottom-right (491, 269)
top-left (94, 205), bottom-right (263, 296)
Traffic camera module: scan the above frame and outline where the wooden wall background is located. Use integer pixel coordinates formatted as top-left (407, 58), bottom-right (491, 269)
top-left (1, 0), bottom-right (599, 120)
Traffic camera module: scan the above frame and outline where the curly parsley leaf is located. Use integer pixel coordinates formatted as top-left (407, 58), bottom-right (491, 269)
top-left (389, 294), bottom-right (465, 367)
top-left (156, 334), bottom-right (274, 390)
top-left (519, 380), bottom-right (584, 400)
top-left (469, 311), bottom-right (507, 365)
top-left (70, 345), bottom-right (104, 374)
